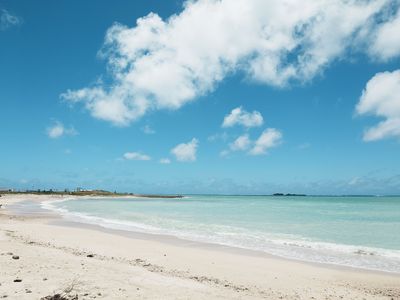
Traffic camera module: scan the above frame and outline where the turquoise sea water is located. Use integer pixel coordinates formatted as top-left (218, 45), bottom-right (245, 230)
top-left (43, 195), bottom-right (400, 273)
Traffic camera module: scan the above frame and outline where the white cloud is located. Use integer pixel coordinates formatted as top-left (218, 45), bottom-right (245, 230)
top-left (159, 158), bottom-right (171, 164)
top-left (222, 107), bottom-right (263, 128)
top-left (62, 0), bottom-right (392, 125)
top-left (123, 152), bottom-right (151, 161)
top-left (223, 128), bottom-right (282, 156)
top-left (47, 124), bottom-right (64, 138)
top-left (0, 9), bottom-right (21, 30)
top-left (249, 128), bottom-right (283, 155)
top-left (47, 121), bottom-right (77, 139)
top-left (171, 138), bottom-right (198, 162)
top-left (362, 119), bottom-right (400, 142)
top-left (61, 87), bottom-right (147, 126)
top-left (356, 70), bottom-right (400, 141)
top-left (142, 125), bottom-right (155, 134)
top-left (369, 7), bottom-right (400, 61)
top-left (230, 134), bottom-right (251, 151)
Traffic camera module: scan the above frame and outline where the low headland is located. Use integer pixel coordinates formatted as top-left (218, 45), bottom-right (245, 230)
top-left (0, 189), bottom-right (183, 199)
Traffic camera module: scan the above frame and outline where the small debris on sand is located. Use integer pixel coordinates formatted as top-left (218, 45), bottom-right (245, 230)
top-left (40, 294), bottom-right (78, 300)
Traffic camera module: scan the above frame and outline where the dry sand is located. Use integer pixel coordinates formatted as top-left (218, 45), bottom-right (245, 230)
top-left (0, 194), bottom-right (399, 299)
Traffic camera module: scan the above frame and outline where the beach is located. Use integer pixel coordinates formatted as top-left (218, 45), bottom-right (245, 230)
top-left (0, 194), bottom-right (399, 300)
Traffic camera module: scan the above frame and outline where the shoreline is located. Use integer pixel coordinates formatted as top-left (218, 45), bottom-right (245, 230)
top-left (38, 194), bottom-right (400, 276)
top-left (1, 194), bottom-right (400, 299)
top-left (4, 195), bottom-right (400, 274)
top-left (51, 217), bottom-right (400, 278)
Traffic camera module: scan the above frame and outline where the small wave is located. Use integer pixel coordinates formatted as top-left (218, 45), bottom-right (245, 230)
top-left (41, 198), bottom-right (73, 211)
top-left (42, 199), bottom-right (400, 274)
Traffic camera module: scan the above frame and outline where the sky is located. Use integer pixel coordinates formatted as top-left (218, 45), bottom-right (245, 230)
top-left (1, 0), bottom-right (400, 195)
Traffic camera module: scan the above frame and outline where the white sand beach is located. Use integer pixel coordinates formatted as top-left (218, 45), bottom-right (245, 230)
top-left (0, 194), bottom-right (399, 300)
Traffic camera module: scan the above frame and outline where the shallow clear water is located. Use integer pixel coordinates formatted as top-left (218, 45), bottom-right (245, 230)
top-left (43, 195), bottom-right (400, 273)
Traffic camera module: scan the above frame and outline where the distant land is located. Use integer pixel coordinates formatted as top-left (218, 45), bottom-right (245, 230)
top-left (0, 189), bottom-right (183, 199)
top-left (272, 193), bottom-right (307, 197)
top-left (2, 189), bottom-right (398, 198)
top-left (1, 189), bottom-right (308, 198)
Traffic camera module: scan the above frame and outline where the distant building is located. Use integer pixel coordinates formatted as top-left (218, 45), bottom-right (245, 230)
top-left (75, 187), bottom-right (94, 192)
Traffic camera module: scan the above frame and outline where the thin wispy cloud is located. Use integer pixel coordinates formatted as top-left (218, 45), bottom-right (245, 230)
top-left (297, 143), bottom-right (311, 150)
top-left (219, 150), bottom-right (230, 158)
top-left (61, 0), bottom-right (400, 126)
top-left (142, 125), bottom-right (155, 134)
top-left (0, 9), bottom-right (22, 30)
top-left (159, 158), bottom-right (171, 164)
top-left (208, 132), bottom-right (229, 143)
top-left (46, 121), bottom-right (78, 139)
top-left (123, 152), bottom-right (151, 161)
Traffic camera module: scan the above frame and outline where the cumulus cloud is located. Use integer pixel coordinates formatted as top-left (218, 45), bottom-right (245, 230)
top-left (249, 128), bottom-right (282, 155)
top-left (369, 6), bottom-right (400, 61)
top-left (62, 0), bottom-right (395, 126)
top-left (0, 9), bottom-right (22, 30)
top-left (356, 70), bottom-right (400, 141)
top-left (47, 121), bottom-right (77, 139)
top-left (123, 152), bottom-right (151, 160)
top-left (171, 138), bottom-right (198, 162)
top-left (221, 106), bottom-right (282, 155)
top-left (230, 134), bottom-right (251, 151)
top-left (222, 107), bottom-right (263, 128)
top-left (223, 128), bottom-right (282, 156)
top-left (159, 158), bottom-right (171, 164)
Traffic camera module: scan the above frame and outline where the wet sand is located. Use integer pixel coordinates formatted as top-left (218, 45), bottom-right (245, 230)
top-left (0, 194), bottom-right (399, 299)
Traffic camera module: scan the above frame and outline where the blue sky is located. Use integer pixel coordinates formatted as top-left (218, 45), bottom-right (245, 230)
top-left (1, 0), bottom-right (400, 195)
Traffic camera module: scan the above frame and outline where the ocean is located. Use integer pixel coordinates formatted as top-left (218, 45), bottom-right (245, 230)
top-left (42, 195), bottom-right (400, 273)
